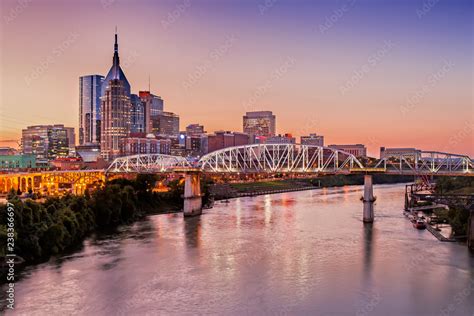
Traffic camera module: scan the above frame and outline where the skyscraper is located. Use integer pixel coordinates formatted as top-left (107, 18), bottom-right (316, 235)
top-left (139, 90), bottom-right (164, 134)
top-left (100, 32), bottom-right (131, 160)
top-left (130, 94), bottom-right (145, 133)
top-left (79, 75), bottom-right (104, 145)
top-left (243, 111), bottom-right (276, 138)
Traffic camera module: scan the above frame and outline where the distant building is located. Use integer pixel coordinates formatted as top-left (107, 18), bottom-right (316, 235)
top-left (0, 147), bottom-right (18, 155)
top-left (50, 157), bottom-right (83, 170)
top-left (266, 134), bottom-right (296, 144)
top-left (208, 131), bottom-right (250, 153)
top-left (0, 154), bottom-right (36, 170)
top-left (243, 111), bottom-right (276, 137)
top-left (380, 147), bottom-right (420, 159)
top-left (79, 74), bottom-right (104, 145)
top-left (186, 124), bottom-right (206, 136)
top-left (100, 32), bottom-right (131, 161)
top-left (151, 111), bottom-right (179, 137)
top-left (328, 144), bottom-right (367, 158)
top-left (301, 133), bottom-right (324, 147)
top-left (120, 134), bottom-right (171, 156)
top-left (22, 125), bottom-right (75, 161)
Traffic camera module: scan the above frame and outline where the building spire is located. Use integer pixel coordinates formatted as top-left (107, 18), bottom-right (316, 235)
top-left (113, 27), bottom-right (120, 73)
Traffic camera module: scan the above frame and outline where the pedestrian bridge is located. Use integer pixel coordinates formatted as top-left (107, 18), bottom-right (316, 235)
top-left (106, 144), bottom-right (473, 176)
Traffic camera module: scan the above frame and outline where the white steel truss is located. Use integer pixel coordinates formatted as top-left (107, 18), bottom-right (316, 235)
top-left (106, 154), bottom-right (190, 174)
top-left (198, 144), bottom-right (364, 174)
top-left (374, 151), bottom-right (473, 176)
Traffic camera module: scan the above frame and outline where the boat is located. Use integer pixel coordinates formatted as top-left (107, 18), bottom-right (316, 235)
top-left (413, 218), bottom-right (426, 230)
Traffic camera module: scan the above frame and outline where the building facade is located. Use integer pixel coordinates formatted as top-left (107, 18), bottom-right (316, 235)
top-left (21, 125), bottom-right (75, 161)
top-left (207, 131), bottom-right (250, 153)
top-left (100, 32), bottom-right (131, 160)
top-left (120, 135), bottom-right (171, 155)
top-left (151, 111), bottom-right (179, 137)
top-left (130, 94), bottom-right (146, 133)
top-left (186, 124), bottom-right (205, 136)
top-left (0, 154), bottom-right (36, 170)
top-left (301, 133), bottom-right (324, 147)
top-left (79, 74), bottom-right (104, 145)
top-left (243, 111), bottom-right (276, 137)
top-left (139, 91), bottom-right (164, 134)
top-left (266, 134), bottom-right (296, 144)
top-left (328, 144), bottom-right (367, 158)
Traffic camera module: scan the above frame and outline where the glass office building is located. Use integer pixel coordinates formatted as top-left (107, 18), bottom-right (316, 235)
top-left (79, 75), bottom-right (104, 145)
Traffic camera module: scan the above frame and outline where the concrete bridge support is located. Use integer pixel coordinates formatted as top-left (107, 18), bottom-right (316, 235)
top-left (363, 175), bottom-right (375, 223)
top-left (183, 172), bottom-right (202, 217)
top-left (468, 210), bottom-right (474, 251)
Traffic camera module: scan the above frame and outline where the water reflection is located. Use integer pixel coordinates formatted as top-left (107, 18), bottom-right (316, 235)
top-left (5, 184), bottom-right (474, 315)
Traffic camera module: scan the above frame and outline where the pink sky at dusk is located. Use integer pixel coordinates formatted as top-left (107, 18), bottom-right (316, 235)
top-left (0, 0), bottom-right (472, 157)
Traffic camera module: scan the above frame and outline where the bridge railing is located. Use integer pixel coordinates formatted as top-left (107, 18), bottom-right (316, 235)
top-left (374, 151), bottom-right (472, 175)
top-left (106, 154), bottom-right (191, 174)
top-left (198, 144), bottom-right (364, 174)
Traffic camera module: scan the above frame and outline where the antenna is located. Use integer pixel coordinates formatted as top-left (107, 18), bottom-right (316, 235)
top-left (148, 75), bottom-right (151, 92)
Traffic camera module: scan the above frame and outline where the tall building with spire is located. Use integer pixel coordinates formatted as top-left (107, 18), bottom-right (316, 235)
top-left (100, 31), bottom-right (131, 160)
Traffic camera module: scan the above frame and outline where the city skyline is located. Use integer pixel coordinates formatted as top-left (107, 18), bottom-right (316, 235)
top-left (1, 0), bottom-right (473, 157)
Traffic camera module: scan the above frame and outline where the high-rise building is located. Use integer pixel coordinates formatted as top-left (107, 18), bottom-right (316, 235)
top-left (79, 75), bottom-right (104, 145)
top-left (138, 91), bottom-right (164, 134)
top-left (21, 125), bottom-right (75, 161)
top-left (301, 133), bottom-right (324, 147)
top-left (130, 94), bottom-right (146, 133)
top-left (151, 111), bottom-right (179, 137)
top-left (100, 32), bottom-right (131, 160)
top-left (243, 111), bottom-right (276, 137)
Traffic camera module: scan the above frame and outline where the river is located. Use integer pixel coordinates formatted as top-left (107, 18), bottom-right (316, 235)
top-left (3, 184), bottom-right (474, 315)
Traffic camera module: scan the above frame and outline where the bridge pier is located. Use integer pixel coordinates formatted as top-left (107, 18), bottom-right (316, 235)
top-left (468, 210), bottom-right (474, 251)
top-left (362, 175), bottom-right (375, 223)
top-left (183, 172), bottom-right (202, 217)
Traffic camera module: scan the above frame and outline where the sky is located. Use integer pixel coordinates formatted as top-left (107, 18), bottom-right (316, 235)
top-left (0, 0), bottom-right (473, 157)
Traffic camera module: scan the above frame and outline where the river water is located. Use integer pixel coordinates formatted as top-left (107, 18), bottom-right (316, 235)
top-left (3, 184), bottom-right (474, 315)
